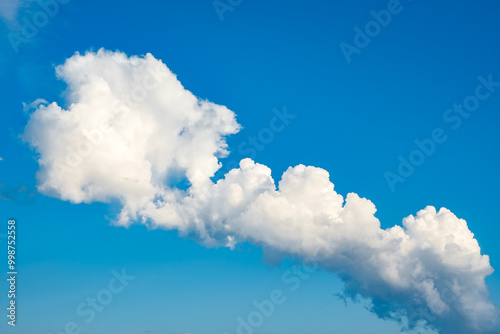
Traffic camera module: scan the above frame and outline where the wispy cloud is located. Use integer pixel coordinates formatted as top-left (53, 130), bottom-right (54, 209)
top-left (0, 0), bottom-right (21, 23)
top-left (0, 0), bottom-right (36, 25)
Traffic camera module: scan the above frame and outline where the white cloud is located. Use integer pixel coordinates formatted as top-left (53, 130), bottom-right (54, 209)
top-left (0, 0), bottom-right (21, 23)
top-left (22, 49), bottom-right (499, 334)
top-left (0, 0), bottom-right (36, 25)
top-left (23, 49), bottom-right (240, 207)
top-left (22, 98), bottom-right (48, 113)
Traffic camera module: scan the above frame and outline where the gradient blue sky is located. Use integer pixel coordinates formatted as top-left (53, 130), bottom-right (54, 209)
top-left (1, 0), bottom-right (500, 333)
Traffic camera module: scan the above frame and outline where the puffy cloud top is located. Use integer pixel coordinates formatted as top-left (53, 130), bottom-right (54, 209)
top-left (23, 49), bottom-right (240, 211)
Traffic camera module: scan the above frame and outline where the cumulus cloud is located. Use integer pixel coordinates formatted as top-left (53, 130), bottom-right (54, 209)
top-left (22, 49), bottom-right (499, 334)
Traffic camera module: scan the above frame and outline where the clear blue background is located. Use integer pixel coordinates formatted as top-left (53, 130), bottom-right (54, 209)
top-left (1, 0), bottom-right (500, 333)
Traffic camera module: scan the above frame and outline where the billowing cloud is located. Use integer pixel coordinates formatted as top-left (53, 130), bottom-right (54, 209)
top-left (22, 49), bottom-right (499, 334)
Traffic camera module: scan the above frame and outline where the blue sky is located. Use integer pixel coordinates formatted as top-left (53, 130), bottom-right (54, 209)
top-left (1, 1), bottom-right (500, 333)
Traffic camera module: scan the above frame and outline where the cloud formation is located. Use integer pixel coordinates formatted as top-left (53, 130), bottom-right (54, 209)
top-left (22, 49), bottom-right (499, 334)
